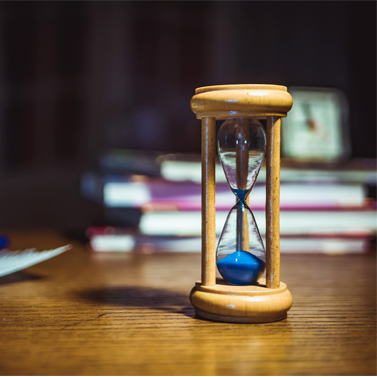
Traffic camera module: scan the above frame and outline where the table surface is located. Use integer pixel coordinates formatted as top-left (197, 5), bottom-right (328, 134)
top-left (0, 230), bottom-right (376, 376)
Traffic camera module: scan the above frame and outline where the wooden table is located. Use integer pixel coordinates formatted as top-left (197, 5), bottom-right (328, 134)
top-left (0, 230), bottom-right (376, 375)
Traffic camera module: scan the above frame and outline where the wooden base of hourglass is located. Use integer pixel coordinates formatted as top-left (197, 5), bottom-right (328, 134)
top-left (190, 279), bottom-right (293, 323)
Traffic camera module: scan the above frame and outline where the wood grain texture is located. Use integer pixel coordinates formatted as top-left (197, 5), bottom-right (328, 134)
top-left (201, 117), bottom-right (216, 286)
top-left (0, 230), bottom-right (376, 376)
top-left (190, 278), bottom-right (292, 323)
top-left (235, 118), bottom-right (249, 251)
top-left (190, 84), bottom-right (293, 119)
top-left (266, 116), bottom-right (281, 289)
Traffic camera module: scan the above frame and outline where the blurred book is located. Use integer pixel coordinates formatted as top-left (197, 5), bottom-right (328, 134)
top-left (98, 149), bottom-right (161, 176)
top-left (138, 210), bottom-right (377, 237)
top-left (160, 159), bottom-right (377, 185)
top-left (87, 227), bottom-right (372, 255)
top-left (98, 149), bottom-right (377, 184)
top-left (82, 150), bottom-right (376, 254)
top-left (81, 172), bottom-right (370, 211)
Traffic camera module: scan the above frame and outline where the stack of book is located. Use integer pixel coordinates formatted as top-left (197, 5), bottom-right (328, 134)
top-left (81, 150), bottom-right (377, 254)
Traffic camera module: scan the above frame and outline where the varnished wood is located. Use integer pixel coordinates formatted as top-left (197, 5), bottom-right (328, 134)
top-left (236, 204), bottom-right (249, 252)
top-left (191, 84), bottom-right (293, 119)
top-left (192, 85), bottom-right (292, 322)
top-left (236, 118), bottom-right (249, 251)
top-left (235, 118), bottom-right (249, 191)
top-left (190, 278), bottom-right (292, 323)
top-left (0, 231), bottom-right (375, 375)
top-left (201, 117), bottom-right (216, 286)
top-left (266, 116), bottom-right (281, 289)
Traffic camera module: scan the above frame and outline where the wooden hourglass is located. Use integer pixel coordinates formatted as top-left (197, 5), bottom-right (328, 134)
top-left (189, 84), bottom-right (293, 323)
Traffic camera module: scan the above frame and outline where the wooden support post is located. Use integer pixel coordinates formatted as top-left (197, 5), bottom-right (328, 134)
top-left (236, 118), bottom-right (249, 252)
top-left (266, 116), bottom-right (281, 289)
top-left (201, 117), bottom-right (216, 286)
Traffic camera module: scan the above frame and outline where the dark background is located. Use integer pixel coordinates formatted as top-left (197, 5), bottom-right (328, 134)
top-left (0, 1), bottom-right (375, 231)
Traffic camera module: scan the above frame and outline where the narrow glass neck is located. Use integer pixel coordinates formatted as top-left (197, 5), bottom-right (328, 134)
top-left (233, 188), bottom-right (250, 205)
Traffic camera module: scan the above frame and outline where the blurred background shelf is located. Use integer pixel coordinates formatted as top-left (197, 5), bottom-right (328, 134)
top-left (0, 1), bottom-right (374, 255)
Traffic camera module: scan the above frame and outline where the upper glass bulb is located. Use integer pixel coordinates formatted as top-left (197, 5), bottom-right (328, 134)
top-left (217, 117), bottom-right (266, 197)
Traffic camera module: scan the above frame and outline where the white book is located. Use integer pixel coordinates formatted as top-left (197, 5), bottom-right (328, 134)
top-left (89, 234), bottom-right (369, 255)
top-left (139, 210), bottom-right (377, 237)
top-left (103, 182), bottom-right (366, 209)
top-left (160, 160), bottom-right (377, 184)
top-left (80, 171), bottom-right (367, 210)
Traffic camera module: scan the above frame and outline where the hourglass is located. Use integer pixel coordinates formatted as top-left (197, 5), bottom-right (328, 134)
top-left (216, 117), bottom-right (266, 286)
top-left (190, 84), bottom-right (293, 323)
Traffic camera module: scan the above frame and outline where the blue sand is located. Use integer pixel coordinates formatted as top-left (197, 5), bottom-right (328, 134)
top-left (217, 251), bottom-right (265, 285)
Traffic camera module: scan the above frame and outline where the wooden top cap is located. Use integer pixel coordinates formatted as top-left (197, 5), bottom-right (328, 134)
top-left (191, 84), bottom-right (293, 119)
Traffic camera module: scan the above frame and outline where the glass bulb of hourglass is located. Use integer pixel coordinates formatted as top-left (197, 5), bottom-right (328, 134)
top-left (216, 117), bottom-right (266, 285)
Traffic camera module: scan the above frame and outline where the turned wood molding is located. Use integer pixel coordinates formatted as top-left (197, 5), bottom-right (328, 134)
top-left (190, 84), bottom-right (293, 119)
